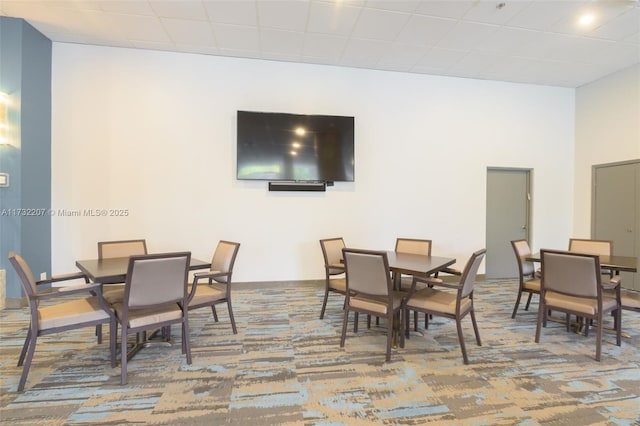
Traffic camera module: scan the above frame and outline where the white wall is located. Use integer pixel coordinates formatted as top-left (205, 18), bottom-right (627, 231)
top-left (574, 64), bottom-right (640, 236)
top-left (51, 43), bottom-right (576, 282)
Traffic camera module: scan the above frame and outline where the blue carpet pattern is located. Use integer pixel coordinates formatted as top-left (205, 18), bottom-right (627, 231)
top-left (0, 279), bottom-right (639, 425)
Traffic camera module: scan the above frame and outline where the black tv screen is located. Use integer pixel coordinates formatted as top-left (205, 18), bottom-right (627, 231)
top-left (236, 110), bottom-right (354, 182)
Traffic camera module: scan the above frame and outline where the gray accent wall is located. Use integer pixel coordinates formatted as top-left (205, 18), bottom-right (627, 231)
top-left (0, 17), bottom-right (52, 301)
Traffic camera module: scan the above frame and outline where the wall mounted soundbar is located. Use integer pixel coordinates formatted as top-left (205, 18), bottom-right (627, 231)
top-left (268, 181), bottom-right (326, 192)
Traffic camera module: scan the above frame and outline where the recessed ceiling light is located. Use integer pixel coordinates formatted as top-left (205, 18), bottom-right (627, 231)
top-left (579, 14), bottom-right (595, 26)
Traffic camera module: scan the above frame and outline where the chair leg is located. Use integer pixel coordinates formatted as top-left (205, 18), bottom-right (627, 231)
top-left (413, 311), bottom-right (418, 331)
top-left (615, 309), bottom-right (621, 347)
top-left (17, 330), bottom-right (37, 392)
top-left (354, 313), bottom-right (359, 333)
top-left (398, 310), bottom-right (405, 349)
top-left (319, 289), bottom-right (329, 319)
top-left (456, 318), bottom-right (469, 365)
top-left (227, 300), bottom-right (237, 334)
top-left (121, 327), bottom-right (128, 385)
top-left (18, 327), bottom-right (32, 367)
top-left (183, 316), bottom-right (192, 365)
top-left (211, 305), bottom-right (219, 322)
top-left (595, 312), bottom-right (603, 361)
top-left (385, 313), bottom-right (393, 362)
top-left (524, 292), bottom-right (533, 311)
top-left (470, 310), bottom-right (481, 346)
top-left (535, 301), bottom-right (544, 343)
top-left (110, 319), bottom-right (117, 368)
top-left (404, 309), bottom-right (411, 339)
top-left (583, 317), bottom-right (590, 337)
top-left (340, 309), bottom-right (349, 348)
top-left (367, 314), bottom-right (371, 329)
top-left (511, 291), bottom-right (523, 318)
top-left (96, 324), bottom-right (103, 344)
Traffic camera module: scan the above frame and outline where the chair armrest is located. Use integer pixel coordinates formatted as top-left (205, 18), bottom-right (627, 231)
top-left (440, 267), bottom-right (462, 276)
top-left (37, 282), bottom-right (103, 300)
top-left (413, 276), bottom-right (461, 290)
top-left (193, 270), bottom-right (229, 282)
top-left (37, 271), bottom-right (89, 286)
top-left (602, 275), bottom-right (621, 290)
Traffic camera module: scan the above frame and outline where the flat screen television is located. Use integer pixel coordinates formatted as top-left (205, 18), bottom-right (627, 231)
top-left (236, 110), bottom-right (354, 182)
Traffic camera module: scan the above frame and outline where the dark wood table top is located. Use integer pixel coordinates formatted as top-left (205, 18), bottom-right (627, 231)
top-left (526, 252), bottom-right (638, 273)
top-left (385, 251), bottom-right (456, 277)
top-left (76, 256), bottom-right (211, 283)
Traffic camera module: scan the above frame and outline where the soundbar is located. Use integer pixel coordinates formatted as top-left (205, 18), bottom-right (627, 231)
top-left (268, 181), bottom-right (326, 192)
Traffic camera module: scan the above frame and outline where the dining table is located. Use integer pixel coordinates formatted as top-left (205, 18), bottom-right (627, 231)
top-left (384, 251), bottom-right (457, 347)
top-left (76, 255), bottom-right (211, 360)
top-left (76, 256), bottom-right (211, 283)
top-left (525, 252), bottom-right (638, 274)
top-left (385, 251), bottom-right (456, 288)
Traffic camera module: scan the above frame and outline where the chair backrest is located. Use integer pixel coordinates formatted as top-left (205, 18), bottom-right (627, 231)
top-left (210, 240), bottom-right (240, 283)
top-left (541, 249), bottom-right (600, 299)
top-left (320, 238), bottom-right (346, 275)
top-left (124, 252), bottom-right (190, 309)
top-left (511, 239), bottom-right (535, 277)
top-left (459, 249), bottom-right (486, 298)
top-left (98, 239), bottom-right (148, 259)
top-left (342, 248), bottom-right (392, 297)
top-left (395, 238), bottom-right (432, 256)
top-left (568, 238), bottom-right (612, 256)
top-left (8, 252), bottom-right (38, 302)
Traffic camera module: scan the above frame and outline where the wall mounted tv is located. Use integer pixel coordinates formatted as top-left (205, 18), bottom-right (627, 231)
top-left (236, 110), bottom-right (355, 183)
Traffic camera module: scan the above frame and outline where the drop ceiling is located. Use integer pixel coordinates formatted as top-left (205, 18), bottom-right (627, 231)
top-left (1, 0), bottom-right (639, 88)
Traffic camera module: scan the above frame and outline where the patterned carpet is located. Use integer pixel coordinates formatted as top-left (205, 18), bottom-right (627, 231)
top-left (0, 279), bottom-right (639, 425)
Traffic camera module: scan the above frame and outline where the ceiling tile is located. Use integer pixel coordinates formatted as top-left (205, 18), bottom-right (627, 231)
top-left (97, 0), bottom-right (155, 16)
top-left (413, 47), bottom-right (467, 71)
top-left (257, 0), bottom-right (310, 31)
top-left (161, 18), bottom-right (216, 47)
top-left (450, 50), bottom-right (502, 75)
top-left (476, 27), bottom-right (542, 55)
top-left (149, 1), bottom-right (208, 21)
top-left (364, 0), bottom-right (420, 13)
top-left (506, 1), bottom-right (580, 31)
top-left (512, 32), bottom-right (572, 59)
top-left (414, 1), bottom-right (475, 20)
top-left (340, 38), bottom-right (393, 67)
top-left (260, 28), bottom-right (305, 55)
top-left (550, 1), bottom-right (634, 36)
top-left (591, 7), bottom-right (640, 41)
top-left (203, 0), bottom-right (257, 26)
top-left (378, 42), bottom-right (428, 67)
top-left (212, 24), bottom-right (260, 51)
top-left (351, 7), bottom-right (411, 41)
top-left (114, 13), bottom-right (170, 43)
top-left (302, 33), bottom-right (348, 59)
top-left (436, 21), bottom-right (499, 51)
top-left (395, 14), bottom-right (457, 47)
top-left (307, 1), bottom-right (361, 36)
top-left (545, 36), bottom-right (615, 63)
top-left (463, 0), bottom-right (531, 25)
